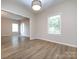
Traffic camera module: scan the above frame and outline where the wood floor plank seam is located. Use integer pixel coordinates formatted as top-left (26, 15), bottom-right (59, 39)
top-left (23, 45), bottom-right (50, 59)
top-left (1, 36), bottom-right (77, 59)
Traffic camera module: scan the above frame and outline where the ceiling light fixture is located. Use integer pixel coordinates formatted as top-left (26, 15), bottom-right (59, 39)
top-left (32, 0), bottom-right (42, 11)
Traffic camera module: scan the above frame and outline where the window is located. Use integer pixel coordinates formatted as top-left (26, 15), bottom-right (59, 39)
top-left (48, 15), bottom-right (61, 34)
top-left (12, 23), bottom-right (18, 32)
top-left (20, 23), bottom-right (25, 35)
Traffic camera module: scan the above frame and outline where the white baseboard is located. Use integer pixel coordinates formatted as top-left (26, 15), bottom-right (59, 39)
top-left (42, 39), bottom-right (77, 48)
top-left (31, 38), bottom-right (77, 48)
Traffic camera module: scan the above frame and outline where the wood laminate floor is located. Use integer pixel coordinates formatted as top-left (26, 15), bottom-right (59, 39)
top-left (1, 36), bottom-right (77, 59)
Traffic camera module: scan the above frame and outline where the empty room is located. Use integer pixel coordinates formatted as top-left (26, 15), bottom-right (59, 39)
top-left (1, 0), bottom-right (77, 59)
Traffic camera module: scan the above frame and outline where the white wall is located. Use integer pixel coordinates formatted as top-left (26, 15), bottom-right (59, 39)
top-left (30, 15), bottom-right (37, 39)
top-left (1, 16), bottom-right (19, 36)
top-left (32, 0), bottom-right (77, 47)
top-left (1, 17), bottom-right (12, 36)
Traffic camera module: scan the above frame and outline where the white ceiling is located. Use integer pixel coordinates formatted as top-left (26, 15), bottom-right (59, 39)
top-left (2, 0), bottom-right (66, 13)
top-left (17, 0), bottom-right (66, 13)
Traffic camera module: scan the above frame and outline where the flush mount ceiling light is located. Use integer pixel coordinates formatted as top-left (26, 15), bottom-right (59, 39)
top-left (32, 0), bottom-right (42, 11)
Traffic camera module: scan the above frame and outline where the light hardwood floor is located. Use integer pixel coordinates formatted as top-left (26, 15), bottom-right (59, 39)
top-left (1, 36), bottom-right (77, 59)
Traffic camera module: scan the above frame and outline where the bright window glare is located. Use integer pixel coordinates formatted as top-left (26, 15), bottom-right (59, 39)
top-left (21, 23), bottom-right (25, 34)
top-left (12, 23), bottom-right (18, 32)
top-left (48, 15), bottom-right (61, 34)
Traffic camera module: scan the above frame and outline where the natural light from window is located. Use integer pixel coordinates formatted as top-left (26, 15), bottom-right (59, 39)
top-left (12, 23), bottom-right (18, 32)
top-left (20, 23), bottom-right (25, 35)
top-left (48, 15), bottom-right (61, 34)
